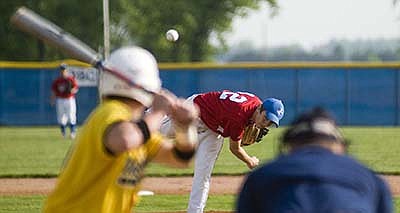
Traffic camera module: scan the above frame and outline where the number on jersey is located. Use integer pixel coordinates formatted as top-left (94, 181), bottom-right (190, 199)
top-left (219, 91), bottom-right (254, 103)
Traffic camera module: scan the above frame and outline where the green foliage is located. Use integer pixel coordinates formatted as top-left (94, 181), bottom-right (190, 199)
top-left (0, 1), bottom-right (44, 60)
top-left (0, 1), bottom-right (105, 60)
top-left (115, 0), bottom-right (277, 62)
top-left (0, 0), bottom-right (277, 61)
top-left (224, 38), bottom-right (400, 62)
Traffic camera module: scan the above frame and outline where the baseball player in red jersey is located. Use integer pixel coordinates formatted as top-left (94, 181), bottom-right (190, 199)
top-left (160, 90), bottom-right (285, 213)
top-left (51, 63), bottom-right (79, 139)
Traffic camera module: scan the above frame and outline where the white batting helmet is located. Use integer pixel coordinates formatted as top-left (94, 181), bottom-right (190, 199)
top-left (99, 46), bottom-right (161, 107)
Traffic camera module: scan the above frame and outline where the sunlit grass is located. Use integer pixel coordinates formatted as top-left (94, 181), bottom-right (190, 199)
top-left (0, 126), bottom-right (399, 177)
top-left (0, 195), bottom-right (399, 213)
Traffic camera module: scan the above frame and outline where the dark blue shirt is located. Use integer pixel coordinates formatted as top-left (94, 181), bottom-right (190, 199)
top-left (237, 146), bottom-right (392, 213)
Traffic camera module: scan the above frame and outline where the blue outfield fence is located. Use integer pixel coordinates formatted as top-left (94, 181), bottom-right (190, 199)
top-left (0, 61), bottom-right (399, 126)
top-left (0, 68), bottom-right (98, 126)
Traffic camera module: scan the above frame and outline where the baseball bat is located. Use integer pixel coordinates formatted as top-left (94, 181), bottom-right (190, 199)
top-left (10, 7), bottom-right (151, 93)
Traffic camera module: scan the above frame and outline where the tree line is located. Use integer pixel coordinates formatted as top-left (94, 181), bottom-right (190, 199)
top-left (0, 0), bottom-right (277, 62)
top-left (221, 38), bottom-right (400, 62)
top-left (1, 1), bottom-right (398, 62)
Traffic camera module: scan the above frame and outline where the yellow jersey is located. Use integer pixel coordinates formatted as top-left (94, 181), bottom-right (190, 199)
top-left (43, 99), bottom-right (162, 213)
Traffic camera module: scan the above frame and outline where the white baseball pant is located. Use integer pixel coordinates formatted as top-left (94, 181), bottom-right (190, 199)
top-left (56, 97), bottom-right (77, 126)
top-left (159, 94), bottom-right (224, 213)
top-left (187, 126), bottom-right (223, 213)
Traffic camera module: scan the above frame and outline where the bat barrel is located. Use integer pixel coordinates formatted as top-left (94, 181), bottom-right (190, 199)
top-left (11, 7), bottom-right (101, 65)
top-left (10, 7), bottom-right (149, 92)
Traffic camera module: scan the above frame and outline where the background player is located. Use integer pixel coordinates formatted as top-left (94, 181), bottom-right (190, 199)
top-left (160, 90), bottom-right (285, 213)
top-left (237, 107), bottom-right (392, 213)
top-left (50, 63), bottom-right (79, 139)
top-left (44, 46), bottom-right (199, 213)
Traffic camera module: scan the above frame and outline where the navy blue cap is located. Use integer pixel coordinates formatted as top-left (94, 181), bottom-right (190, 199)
top-left (59, 63), bottom-right (67, 70)
top-left (262, 98), bottom-right (285, 127)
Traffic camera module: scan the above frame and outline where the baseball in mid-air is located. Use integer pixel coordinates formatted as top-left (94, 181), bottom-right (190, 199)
top-left (166, 29), bottom-right (179, 42)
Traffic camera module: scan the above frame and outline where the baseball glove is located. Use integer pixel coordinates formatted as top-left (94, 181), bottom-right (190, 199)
top-left (256, 127), bottom-right (269, 142)
top-left (66, 80), bottom-right (73, 94)
top-left (241, 124), bottom-right (269, 146)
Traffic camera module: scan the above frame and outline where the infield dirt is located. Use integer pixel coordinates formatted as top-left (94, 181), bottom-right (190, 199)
top-left (0, 175), bottom-right (399, 196)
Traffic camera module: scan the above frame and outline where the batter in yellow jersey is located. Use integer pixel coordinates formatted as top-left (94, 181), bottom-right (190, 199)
top-left (43, 100), bottom-right (162, 213)
top-left (44, 46), bottom-right (199, 213)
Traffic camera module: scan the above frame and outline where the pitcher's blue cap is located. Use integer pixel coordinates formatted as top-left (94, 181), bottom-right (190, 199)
top-left (262, 98), bottom-right (285, 127)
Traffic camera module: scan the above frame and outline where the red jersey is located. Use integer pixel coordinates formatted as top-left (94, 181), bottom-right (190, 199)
top-left (52, 76), bottom-right (78, 98)
top-left (193, 90), bottom-right (262, 141)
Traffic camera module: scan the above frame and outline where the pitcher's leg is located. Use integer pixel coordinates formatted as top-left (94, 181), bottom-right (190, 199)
top-left (187, 133), bottom-right (223, 213)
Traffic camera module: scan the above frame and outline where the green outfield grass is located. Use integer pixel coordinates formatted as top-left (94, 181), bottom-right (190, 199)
top-left (0, 127), bottom-right (71, 177)
top-left (0, 195), bottom-right (399, 213)
top-left (0, 126), bottom-right (399, 177)
top-left (0, 194), bottom-right (234, 212)
top-left (1, 127), bottom-right (398, 212)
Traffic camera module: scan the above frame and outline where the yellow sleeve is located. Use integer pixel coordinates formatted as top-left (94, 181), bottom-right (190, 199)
top-left (144, 133), bottom-right (164, 160)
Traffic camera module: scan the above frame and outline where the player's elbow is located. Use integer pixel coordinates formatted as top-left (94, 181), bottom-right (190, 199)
top-left (118, 136), bottom-right (140, 151)
top-left (104, 135), bottom-right (141, 155)
top-left (104, 122), bottom-right (143, 155)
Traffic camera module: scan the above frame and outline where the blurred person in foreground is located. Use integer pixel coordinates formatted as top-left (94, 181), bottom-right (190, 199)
top-left (43, 46), bottom-right (198, 213)
top-left (237, 107), bottom-right (393, 213)
top-left (51, 63), bottom-right (79, 139)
